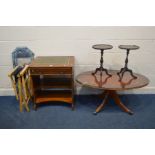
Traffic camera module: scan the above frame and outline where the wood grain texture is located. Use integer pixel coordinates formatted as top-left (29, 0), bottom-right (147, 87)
top-left (76, 70), bottom-right (149, 91)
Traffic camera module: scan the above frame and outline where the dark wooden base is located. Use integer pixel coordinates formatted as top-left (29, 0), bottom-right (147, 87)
top-left (94, 90), bottom-right (133, 115)
top-left (117, 67), bottom-right (137, 81)
top-left (92, 67), bottom-right (112, 76)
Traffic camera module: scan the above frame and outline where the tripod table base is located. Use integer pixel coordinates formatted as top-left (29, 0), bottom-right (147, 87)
top-left (93, 90), bottom-right (134, 115)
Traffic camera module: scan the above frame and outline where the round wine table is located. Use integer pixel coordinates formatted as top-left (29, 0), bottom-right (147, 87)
top-left (76, 70), bottom-right (149, 115)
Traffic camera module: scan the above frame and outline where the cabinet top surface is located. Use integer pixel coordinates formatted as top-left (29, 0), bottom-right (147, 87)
top-left (29, 56), bottom-right (74, 67)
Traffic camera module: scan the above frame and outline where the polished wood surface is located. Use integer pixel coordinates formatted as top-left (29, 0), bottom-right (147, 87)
top-left (119, 45), bottom-right (139, 50)
top-left (29, 56), bottom-right (74, 67)
top-left (29, 56), bottom-right (75, 110)
top-left (76, 70), bottom-right (149, 91)
top-left (92, 44), bottom-right (113, 50)
top-left (76, 70), bottom-right (149, 115)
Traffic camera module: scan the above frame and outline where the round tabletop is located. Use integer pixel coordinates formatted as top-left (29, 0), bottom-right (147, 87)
top-left (76, 70), bottom-right (149, 91)
top-left (92, 44), bottom-right (113, 50)
top-left (119, 45), bottom-right (139, 50)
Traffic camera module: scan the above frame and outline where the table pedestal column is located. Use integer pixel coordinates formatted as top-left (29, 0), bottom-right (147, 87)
top-left (94, 90), bottom-right (134, 115)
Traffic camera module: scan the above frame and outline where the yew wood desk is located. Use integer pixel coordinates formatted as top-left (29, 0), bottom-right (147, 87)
top-left (29, 56), bottom-right (75, 110)
top-left (76, 70), bottom-right (149, 115)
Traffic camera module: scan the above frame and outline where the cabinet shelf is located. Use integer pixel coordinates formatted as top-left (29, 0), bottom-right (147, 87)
top-left (35, 90), bottom-right (73, 104)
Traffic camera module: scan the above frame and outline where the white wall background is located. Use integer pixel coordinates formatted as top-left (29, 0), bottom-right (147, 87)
top-left (0, 26), bottom-right (155, 95)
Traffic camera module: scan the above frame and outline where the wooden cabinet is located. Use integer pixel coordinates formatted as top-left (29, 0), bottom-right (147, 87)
top-left (29, 56), bottom-right (75, 110)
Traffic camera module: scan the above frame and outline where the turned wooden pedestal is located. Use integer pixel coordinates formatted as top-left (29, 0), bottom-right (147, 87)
top-left (94, 90), bottom-right (133, 115)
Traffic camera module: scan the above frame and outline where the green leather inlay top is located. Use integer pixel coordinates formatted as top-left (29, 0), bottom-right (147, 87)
top-left (34, 56), bottom-right (69, 65)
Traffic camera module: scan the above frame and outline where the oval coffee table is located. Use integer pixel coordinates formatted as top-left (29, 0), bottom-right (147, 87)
top-left (76, 70), bottom-right (149, 115)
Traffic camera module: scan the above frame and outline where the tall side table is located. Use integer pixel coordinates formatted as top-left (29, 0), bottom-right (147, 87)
top-left (92, 44), bottom-right (113, 76)
top-left (117, 45), bottom-right (139, 80)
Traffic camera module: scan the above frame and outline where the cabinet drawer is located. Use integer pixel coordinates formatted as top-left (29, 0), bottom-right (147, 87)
top-left (30, 67), bottom-right (72, 75)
